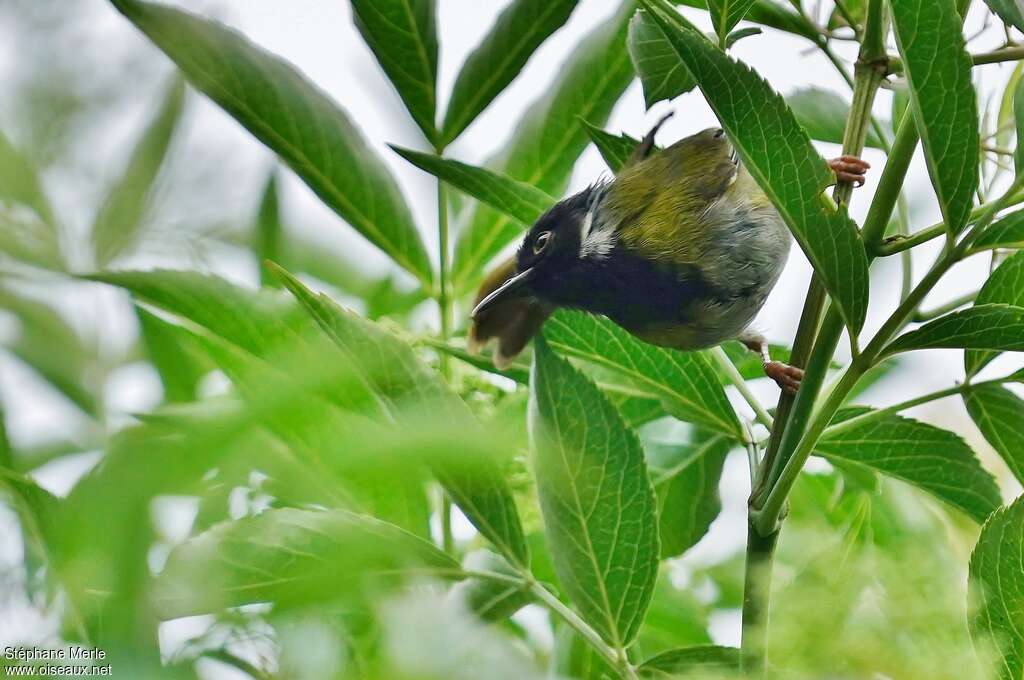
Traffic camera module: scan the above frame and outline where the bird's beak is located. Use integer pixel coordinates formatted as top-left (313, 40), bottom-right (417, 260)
top-left (471, 267), bottom-right (535, 319)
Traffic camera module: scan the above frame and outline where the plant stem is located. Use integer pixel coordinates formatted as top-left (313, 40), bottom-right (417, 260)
top-left (912, 290), bottom-right (978, 322)
top-left (710, 347), bottom-right (773, 429)
top-left (740, 525), bottom-right (779, 676)
top-left (888, 45), bottom-right (1024, 72)
top-left (435, 172), bottom-right (456, 555)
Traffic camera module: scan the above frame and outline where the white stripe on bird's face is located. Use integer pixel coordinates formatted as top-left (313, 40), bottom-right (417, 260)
top-left (578, 208), bottom-right (616, 259)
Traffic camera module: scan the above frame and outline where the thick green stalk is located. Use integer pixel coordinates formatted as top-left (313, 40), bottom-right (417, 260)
top-left (740, 526), bottom-right (779, 675)
top-left (436, 173), bottom-right (455, 554)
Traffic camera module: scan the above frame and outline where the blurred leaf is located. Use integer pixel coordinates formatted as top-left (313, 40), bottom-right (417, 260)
top-left (453, 550), bottom-right (531, 622)
top-left (970, 208), bottom-right (1024, 252)
top-left (0, 288), bottom-right (101, 417)
top-left (391, 147), bottom-right (554, 225)
top-left (441, 0), bottom-right (580, 145)
top-left (787, 87), bottom-right (888, 149)
top-left (983, 0), bottom-right (1024, 32)
top-left (0, 127), bottom-right (57, 228)
top-left (640, 0), bottom-right (869, 333)
top-left (634, 573), bottom-right (712, 657)
top-left (584, 122), bottom-right (642, 173)
top-left (639, 645), bottom-right (740, 677)
top-left (964, 384), bottom-right (1024, 486)
top-left (720, 339), bottom-right (794, 380)
top-left (135, 305), bottom-right (211, 403)
top-left (544, 311), bottom-right (742, 438)
top-left (996, 62), bottom-right (1021, 156)
top-left (154, 508), bottom-right (460, 619)
top-left (885, 304), bottom-right (1024, 357)
top-left (91, 77), bottom-right (184, 266)
top-left (350, 0), bottom-right (439, 145)
top-left (647, 431), bottom-right (730, 558)
top-left (828, 0), bottom-right (866, 29)
top-left (110, 0), bottom-right (433, 285)
top-left (708, 0), bottom-right (757, 45)
top-left (966, 252), bottom-right (1024, 375)
top-left (890, 0), bottom-right (978, 235)
top-left (552, 625), bottom-right (616, 680)
top-left (452, 3), bottom-right (635, 292)
top-left (273, 265), bottom-right (530, 567)
top-left (255, 170), bottom-right (282, 288)
top-left (530, 337), bottom-right (659, 647)
top-left (970, 495), bottom-right (1024, 679)
top-left (628, 10), bottom-right (696, 109)
top-left (817, 409), bottom-right (1001, 523)
top-left (1016, 73), bottom-right (1024, 175)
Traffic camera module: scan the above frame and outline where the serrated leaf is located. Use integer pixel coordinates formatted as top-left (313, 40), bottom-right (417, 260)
top-left (530, 337), bottom-right (660, 648)
top-left (648, 431), bottom-right (731, 558)
top-left (153, 508), bottom-right (460, 619)
top-left (640, 0), bottom-right (869, 332)
top-left (890, 0), bottom-right (978, 235)
top-left (967, 252), bottom-right (1024, 375)
top-left (273, 265), bottom-right (530, 567)
top-left (970, 495), bottom-right (1024, 679)
top-left (817, 410), bottom-right (1001, 522)
top-left (452, 3), bottom-right (635, 291)
top-left (441, 0), bottom-right (579, 145)
top-left (971, 209), bottom-right (1024, 252)
top-left (886, 304), bottom-right (1024, 357)
top-left (628, 10), bottom-right (697, 109)
top-left (391, 146), bottom-right (554, 225)
top-left (674, 0), bottom-right (819, 42)
top-left (350, 0), bottom-right (438, 145)
top-left (255, 170), bottom-right (282, 288)
top-left (638, 645), bottom-right (740, 677)
top-left (110, 0), bottom-right (433, 285)
top-left (583, 122), bottom-right (643, 173)
top-left (787, 87), bottom-right (888, 149)
top-left (964, 384), bottom-right (1024, 486)
top-left (91, 78), bottom-right (184, 267)
top-left (543, 311), bottom-right (742, 438)
top-left (708, 0), bottom-right (758, 45)
top-left (984, 0), bottom-right (1024, 33)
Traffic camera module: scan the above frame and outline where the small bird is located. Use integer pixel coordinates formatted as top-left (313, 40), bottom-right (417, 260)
top-left (468, 115), bottom-right (868, 393)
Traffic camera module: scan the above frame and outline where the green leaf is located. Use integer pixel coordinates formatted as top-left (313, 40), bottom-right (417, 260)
top-left (673, 0), bottom-right (819, 42)
top-left (628, 10), bottom-right (696, 109)
top-left (350, 0), bottom-right (438, 145)
top-left (890, 0), bottom-right (978, 235)
top-left (453, 550), bottom-right (531, 622)
top-left (440, 0), bottom-right (579, 145)
top-left (787, 87), bottom-right (888, 149)
top-left (543, 311), bottom-right (742, 439)
top-left (964, 384), bottom-right (1024, 486)
top-left (390, 146), bottom-right (554, 225)
top-left (817, 410), bottom-right (1000, 523)
top-left (91, 78), bottom-right (184, 267)
top-left (109, 0), bottom-right (433, 285)
top-left (583, 122), bottom-right (642, 173)
top-left (452, 3), bottom-right (635, 291)
top-left (648, 431), bottom-right (731, 558)
top-left (135, 305), bottom-right (211, 403)
top-left (970, 209), bottom-right (1024, 252)
top-left (638, 645), bottom-right (740, 677)
top-left (970, 496), bottom-right (1024, 680)
top-left (1015, 74), bottom-right (1024, 175)
top-left (529, 337), bottom-right (660, 647)
top-left (273, 265), bottom-right (530, 568)
top-left (708, 0), bottom-right (758, 45)
top-left (725, 26), bottom-right (762, 47)
top-left (255, 170), bottom-right (282, 288)
top-left (640, 0), bottom-right (869, 333)
top-left (984, 0), bottom-right (1024, 33)
top-left (885, 304), bottom-right (1024, 357)
top-left (153, 508), bottom-right (460, 619)
top-left (966, 252), bottom-right (1024, 375)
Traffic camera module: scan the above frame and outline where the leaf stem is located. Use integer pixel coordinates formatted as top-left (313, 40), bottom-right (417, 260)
top-left (740, 524), bottom-right (779, 676)
top-left (710, 347), bottom-right (773, 429)
top-left (436, 171), bottom-right (456, 555)
top-left (888, 45), bottom-right (1024, 71)
top-left (911, 290), bottom-right (978, 322)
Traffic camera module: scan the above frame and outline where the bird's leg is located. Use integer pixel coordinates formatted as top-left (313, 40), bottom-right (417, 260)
top-left (739, 331), bottom-right (804, 395)
top-left (828, 155), bottom-right (871, 186)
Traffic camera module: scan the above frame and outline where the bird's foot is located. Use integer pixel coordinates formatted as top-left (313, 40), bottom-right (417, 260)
top-left (764, 361), bottom-right (804, 395)
top-left (829, 155), bottom-right (870, 187)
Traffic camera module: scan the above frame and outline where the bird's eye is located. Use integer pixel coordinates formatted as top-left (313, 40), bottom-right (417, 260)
top-left (533, 231), bottom-right (553, 255)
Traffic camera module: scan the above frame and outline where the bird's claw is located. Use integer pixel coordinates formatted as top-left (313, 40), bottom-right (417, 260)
top-left (764, 361), bottom-right (803, 395)
top-left (829, 155), bottom-right (870, 187)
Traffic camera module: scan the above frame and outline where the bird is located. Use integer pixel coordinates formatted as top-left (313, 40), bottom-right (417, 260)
top-left (468, 114), bottom-right (868, 393)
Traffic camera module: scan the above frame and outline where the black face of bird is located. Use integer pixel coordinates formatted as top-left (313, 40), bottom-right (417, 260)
top-left (472, 187), bottom-right (594, 319)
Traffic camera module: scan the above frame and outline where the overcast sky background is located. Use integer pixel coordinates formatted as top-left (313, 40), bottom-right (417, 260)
top-left (0, 0), bottom-right (1021, 663)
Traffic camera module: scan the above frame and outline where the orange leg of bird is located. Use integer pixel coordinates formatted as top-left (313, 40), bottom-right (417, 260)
top-left (829, 155), bottom-right (871, 186)
top-left (739, 332), bottom-right (804, 395)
